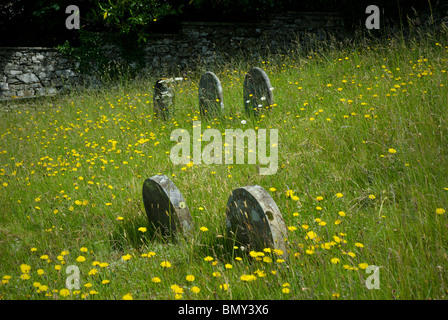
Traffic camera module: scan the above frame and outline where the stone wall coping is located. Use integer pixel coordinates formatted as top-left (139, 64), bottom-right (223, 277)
top-left (0, 47), bottom-right (59, 51)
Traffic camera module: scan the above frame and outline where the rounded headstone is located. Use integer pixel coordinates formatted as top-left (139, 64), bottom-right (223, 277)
top-left (226, 185), bottom-right (287, 255)
top-left (198, 71), bottom-right (224, 118)
top-left (142, 174), bottom-right (193, 237)
top-left (153, 79), bottom-right (175, 120)
top-left (243, 67), bottom-right (274, 116)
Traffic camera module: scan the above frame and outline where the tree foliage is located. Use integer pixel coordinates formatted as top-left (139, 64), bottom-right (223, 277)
top-left (98, 0), bottom-right (180, 43)
top-left (1, 0), bottom-right (443, 46)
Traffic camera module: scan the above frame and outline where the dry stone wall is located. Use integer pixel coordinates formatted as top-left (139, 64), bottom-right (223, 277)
top-left (0, 47), bottom-right (80, 99)
top-left (0, 12), bottom-right (344, 100)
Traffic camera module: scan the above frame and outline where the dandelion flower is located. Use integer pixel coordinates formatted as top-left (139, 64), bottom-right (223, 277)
top-left (436, 208), bottom-right (445, 215)
top-left (76, 256), bottom-right (86, 262)
top-left (331, 258), bottom-right (340, 264)
top-left (59, 288), bottom-right (70, 297)
top-left (204, 256), bottom-right (213, 262)
top-left (88, 269), bottom-right (98, 275)
top-left (121, 254), bottom-right (132, 261)
top-left (160, 261), bottom-right (171, 268)
top-left (269, 187), bottom-right (276, 192)
top-left (144, 276), bottom-right (159, 285)
top-left (138, 227), bottom-right (147, 233)
top-left (225, 263), bottom-right (233, 269)
top-left (20, 274), bottom-right (30, 280)
top-left (170, 284), bottom-right (184, 294)
top-left (240, 274), bottom-right (256, 281)
top-left (335, 193), bottom-right (343, 198)
top-left (122, 293), bottom-right (133, 300)
top-left (306, 231), bottom-right (317, 240)
top-left (20, 264), bottom-right (31, 274)
top-left (199, 226), bottom-right (208, 232)
top-left (358, 263), bottom-right (369, 270)
top-left (219, 283), bottom-right (229, 291)
top-left (368, 194), bottom-right (376, 200)
top-left (186, 275), bottom-right (195, 282)
top-left (388, 148), bottom-right (397, 154)
top-left (191, 286), bottom-right (200, 294)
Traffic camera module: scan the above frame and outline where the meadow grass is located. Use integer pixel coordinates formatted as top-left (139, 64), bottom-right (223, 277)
top-left (0, 25), bottom-right (447, 300)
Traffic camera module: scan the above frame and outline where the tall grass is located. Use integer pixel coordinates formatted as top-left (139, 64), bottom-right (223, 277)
top-left (0, 23), bottom-right (447, 300)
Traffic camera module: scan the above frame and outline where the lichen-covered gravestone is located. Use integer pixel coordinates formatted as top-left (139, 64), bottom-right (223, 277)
top-left (198, 71), bottom-right (224, 118)
top-left (153, 78), bottom-right (182, 120)
top-left (226, 185), bottom-right (287, 255)
top-left (142, 174), bottom-right (193, 237)
top-left (243, 67), bottom-right (274, 116)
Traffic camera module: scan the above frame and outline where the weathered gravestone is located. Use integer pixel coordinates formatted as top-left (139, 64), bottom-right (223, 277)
top-left (226, 185), bottom-right (288, 256)
top-left (198, 71), bottom-right (224, 118)
top-left (142, 174), bottom-right (193, 237)
top-left (243, 67), bottom-right (274, 116)
top-left (153, 78), bottom-right (182, 120)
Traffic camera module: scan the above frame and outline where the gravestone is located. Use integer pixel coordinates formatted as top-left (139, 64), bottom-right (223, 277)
top-left (198, 71), bottom-right (224, 117)
top-left (142, 174), bottom-right (193, 237)
top-left (243, 67), bottom-right (274, 116)
top-left (225, 185), bottom-right (288, 256)
top-left (153, 78), bottom-right (182, 120)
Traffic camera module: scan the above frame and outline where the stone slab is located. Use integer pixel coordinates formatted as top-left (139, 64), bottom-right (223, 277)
top-left (198, 71), bottom-right (224, 118)
top-left (142, 174), bottom-right (193, 237)
top-left (226, 185), bottom-right (287, 255)
top-left (243, 67), bottom-right (274, 116)
top-left (153, 79), bottom-right (175, 120)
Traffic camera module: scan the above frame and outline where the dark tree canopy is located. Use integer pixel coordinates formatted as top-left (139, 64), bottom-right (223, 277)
top-left (0, 0), bottom-right (444, 46)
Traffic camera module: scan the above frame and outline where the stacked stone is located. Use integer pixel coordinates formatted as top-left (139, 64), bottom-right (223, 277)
top-left (0, 47), bottom-right (79, 99)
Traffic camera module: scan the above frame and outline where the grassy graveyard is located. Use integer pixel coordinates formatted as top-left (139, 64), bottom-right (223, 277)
top-left (0, 26), bottom-right (447, 300)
